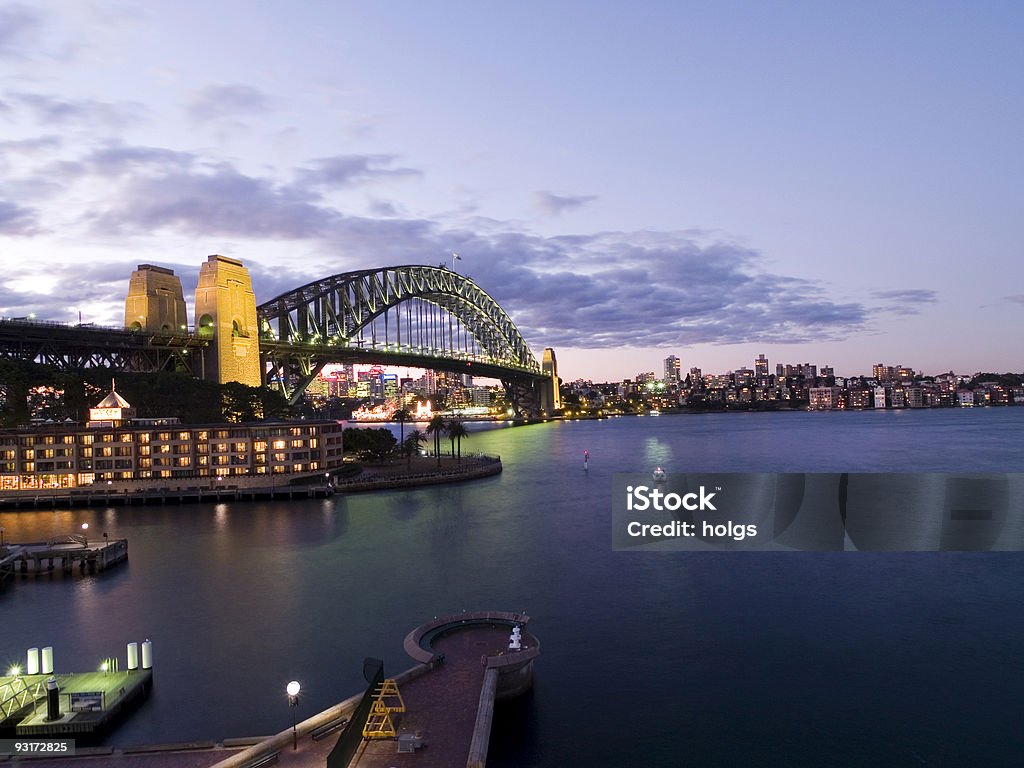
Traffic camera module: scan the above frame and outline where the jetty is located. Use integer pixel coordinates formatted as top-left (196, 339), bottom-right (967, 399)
top-left (0, 643), bottom-right (154, 741)
top-left (0, 535), bottom-right (127, 579)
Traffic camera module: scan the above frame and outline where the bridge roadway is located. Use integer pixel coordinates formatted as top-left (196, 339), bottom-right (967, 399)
top-left (0, 319), bottom-right (547, 412)
top-left (8, 612), bottom-right (539, 768)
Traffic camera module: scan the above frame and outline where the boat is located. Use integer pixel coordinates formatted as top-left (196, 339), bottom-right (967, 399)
top-left (652, 467), bottom-right (667, 482)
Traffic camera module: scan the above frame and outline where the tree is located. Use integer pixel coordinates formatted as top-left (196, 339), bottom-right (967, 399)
top-left (403, 429), bottom-right (426, 468)
top-left (426, 414), bottom-right (447, 467)
top-left (342, 427), bottom-right (397, 462)
top-left (392, 407), bottom-right (412, 459)
top-left (447, 419), bottom-right (468, 463)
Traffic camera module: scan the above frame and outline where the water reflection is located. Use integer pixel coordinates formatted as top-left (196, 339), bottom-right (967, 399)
top-left (643, 435), bottom-right (673, 468)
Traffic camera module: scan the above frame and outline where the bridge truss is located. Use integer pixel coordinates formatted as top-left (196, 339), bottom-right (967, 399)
top-left (257, 265), bottom-right (550, 414)
top-left (0, 320), bottom-right (206, 375)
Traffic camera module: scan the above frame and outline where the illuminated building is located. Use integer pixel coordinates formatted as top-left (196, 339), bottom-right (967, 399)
top-left (808, 386), bottom-right (843, 410)
top-left (754, 354), bottom-right (770, 386)
top-left (0, 385), bottom-right (343, 492)
top-left (663, 355), bottom-right (680, 385)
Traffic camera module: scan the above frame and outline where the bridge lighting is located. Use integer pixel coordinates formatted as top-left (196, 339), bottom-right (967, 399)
top-left (8, 665), bottom-right (21, 676)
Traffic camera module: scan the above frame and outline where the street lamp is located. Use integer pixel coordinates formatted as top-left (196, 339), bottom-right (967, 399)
top-left (286, 681), bottom-right (301, 750)
top-left (81, 523), bottom-right (89, 546)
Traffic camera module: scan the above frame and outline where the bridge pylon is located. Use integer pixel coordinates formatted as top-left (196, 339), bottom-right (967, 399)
top-left (540, 348), bottom-right (561, 414)
top-left (194, 255), bottom-right (261, 387)
top-left (124, 264), bottom-right (189, 333)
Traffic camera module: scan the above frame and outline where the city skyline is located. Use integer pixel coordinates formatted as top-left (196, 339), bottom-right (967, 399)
top-left (1, 2), bottom-right (1022, 382)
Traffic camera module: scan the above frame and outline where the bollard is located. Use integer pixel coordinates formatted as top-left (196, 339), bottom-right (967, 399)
top-left (45, 677), bottom-right (60, 721)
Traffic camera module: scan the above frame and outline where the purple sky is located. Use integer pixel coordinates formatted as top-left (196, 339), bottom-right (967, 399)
top-left (1, 2), bottom-right (1022, 381)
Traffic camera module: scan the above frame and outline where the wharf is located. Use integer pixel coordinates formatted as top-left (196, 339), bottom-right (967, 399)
top-left (0, 484), bottom-right (333, 510)
top-left (0, 669), bottom-right (153, 740)
top-left (0, 536), bottom-right (127, 578)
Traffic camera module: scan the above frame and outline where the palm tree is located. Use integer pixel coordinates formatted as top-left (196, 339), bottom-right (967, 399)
top-left (426, 414), bottom-right (447, 467)
top-left (447, 419), bottom-right (468, 463)
top-left (392, 407), bottom-right (412, 462)
top-left (404, 429), bottom-right (426, 468)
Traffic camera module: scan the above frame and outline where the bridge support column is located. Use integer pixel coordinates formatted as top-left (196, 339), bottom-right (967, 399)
top-left (194, 255), bottom-right (261, 387)
top-left (124, 265), bottom-right (188, 333)
top-left (540, 348), bottom-right (562, 414)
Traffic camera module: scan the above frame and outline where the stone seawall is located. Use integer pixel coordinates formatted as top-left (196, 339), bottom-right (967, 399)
top-left (334, 457), bottom-right (502, 493)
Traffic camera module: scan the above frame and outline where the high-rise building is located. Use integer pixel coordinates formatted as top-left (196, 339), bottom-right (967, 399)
top-left (755, 354), bottom-right (769, 382)
top-left (663, 355), bottom-right (681, 385)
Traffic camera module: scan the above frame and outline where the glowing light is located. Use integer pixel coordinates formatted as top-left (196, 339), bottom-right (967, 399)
top-left (286, 680), bottom-right (301, 697)
top-left (8, 665), bottom-right (21, 676)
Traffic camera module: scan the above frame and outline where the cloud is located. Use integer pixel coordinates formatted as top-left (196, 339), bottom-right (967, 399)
top-left (89, 163), bottom-right (338, 239)
top-left (0, 259), bottom-right (133, 320)
top-left (187, 84), bottom-right (271, 123)
top-left (297, 154), bottom-right (421, 189)
top-left (533, 191), bottom-right (598, 216)
top-left (0, 199), bottom-right (40, 235)
top-left (453, 233), bottom-right (869, 350)
top-left (0, 4), bottom-right (41, 58)
top-left (5, 92), bottom-right (145, 129)
top-left (872, 289), bottom-right (937, 303)
top-left (0, 135), bottom-right (62, 153)
top-left (871, 288), bottom-right (938, 316)
top-left (84, 144), bottom-right (195, 176)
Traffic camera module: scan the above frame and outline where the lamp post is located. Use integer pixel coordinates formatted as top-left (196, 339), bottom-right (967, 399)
top-left (286, 681), bottom-right (300, 750)
top-left (81, 523), bottom-right (89, 546)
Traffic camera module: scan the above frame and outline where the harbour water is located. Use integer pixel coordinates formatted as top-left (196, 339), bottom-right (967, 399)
top-left (2, 408), bottom-right (1023, 767)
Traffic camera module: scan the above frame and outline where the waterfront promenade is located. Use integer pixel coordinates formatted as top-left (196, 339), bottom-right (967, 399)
top-left (3, 612), bottom-right (537, 768)
top-left (0, 456), bottom-right (500, 511)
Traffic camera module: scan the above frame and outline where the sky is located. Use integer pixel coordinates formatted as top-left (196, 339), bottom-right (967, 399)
top-left (1, 1), bottom-right (1022, 382)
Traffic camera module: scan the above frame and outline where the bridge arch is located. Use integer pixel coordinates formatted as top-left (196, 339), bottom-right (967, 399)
top-left (256, 265), bottom-right (549, 409)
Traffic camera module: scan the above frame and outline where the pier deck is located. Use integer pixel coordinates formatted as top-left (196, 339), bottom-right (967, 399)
top-left (0, 537), bottom-right (127, 579)
top-left (0, 669), bottom-right (152, 739)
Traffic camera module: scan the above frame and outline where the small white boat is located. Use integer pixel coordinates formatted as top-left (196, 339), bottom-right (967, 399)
top-left (652, 467), bottom-right (667, 482)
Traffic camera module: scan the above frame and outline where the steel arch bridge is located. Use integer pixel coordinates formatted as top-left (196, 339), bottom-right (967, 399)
top-left (257, 265), bottom-right (552, 414)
